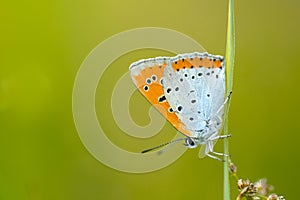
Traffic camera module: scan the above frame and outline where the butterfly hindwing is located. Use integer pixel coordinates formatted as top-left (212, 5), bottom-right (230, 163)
top-left (163, 52), bottom-right (225, 137)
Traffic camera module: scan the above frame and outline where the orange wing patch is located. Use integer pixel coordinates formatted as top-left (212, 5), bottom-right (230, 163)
top-left (171, 55), bottom-right (223, 72)
top-left (130, 60), bottom-right (192, 137)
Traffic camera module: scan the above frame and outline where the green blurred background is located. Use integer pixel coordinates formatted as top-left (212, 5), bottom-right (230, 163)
top-left (1, 0), bottom-right (299, 199)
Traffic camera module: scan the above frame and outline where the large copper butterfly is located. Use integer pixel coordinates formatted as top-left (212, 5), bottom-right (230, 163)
top-left (129, 52), bottom-right (230, 160)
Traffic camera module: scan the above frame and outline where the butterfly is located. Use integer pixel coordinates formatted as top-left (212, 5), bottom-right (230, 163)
top-left (129, 52), bottom-right (231, 160)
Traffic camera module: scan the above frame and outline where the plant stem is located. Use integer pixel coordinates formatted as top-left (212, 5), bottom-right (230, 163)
top-left (223, 0), bottom-right (235, 199)
top-left (223, 130), bottom-right (230, 200)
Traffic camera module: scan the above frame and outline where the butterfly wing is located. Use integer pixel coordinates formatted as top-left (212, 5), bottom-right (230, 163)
top-left (163, 52), bottom-right (225, 137)
top-left (129, 57), bottom-right (193, 137)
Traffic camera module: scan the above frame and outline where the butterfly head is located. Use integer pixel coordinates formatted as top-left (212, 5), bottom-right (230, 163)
top-left (184, 134), bottom-right (209, 149)
top-left (184, 137), bottom-right (198, 149)
top-left (184, 125), bottom-right (215, 149)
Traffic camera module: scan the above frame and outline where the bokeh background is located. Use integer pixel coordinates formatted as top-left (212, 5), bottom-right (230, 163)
top-left (1, 0), bottom-right (299, 199)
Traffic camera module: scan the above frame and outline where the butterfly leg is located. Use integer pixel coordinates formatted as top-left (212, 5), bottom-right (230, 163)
top-left (206, 151), bottom-right (230, 162)
top-left (215, 91), bottom-right (233, 115)
top-left (224, 91), bottom-right (233, 104)
top-left (206, 153), bottom-right (224, 162)
top-left (211, 151), bottom-right (230, 157)
top-left (209, 134), bottom-right (231, 141)
top-left (208, 135), bottom-right (231, 158)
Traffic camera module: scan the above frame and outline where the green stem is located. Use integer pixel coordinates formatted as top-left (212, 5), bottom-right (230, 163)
top-left (223, 0), bottom-right (235, 199)
top-left (223, 130), bottom-right (230, 200)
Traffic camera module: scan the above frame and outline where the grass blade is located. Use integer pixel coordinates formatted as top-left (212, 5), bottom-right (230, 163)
top-left (223, 0), bottom-right (235, 199)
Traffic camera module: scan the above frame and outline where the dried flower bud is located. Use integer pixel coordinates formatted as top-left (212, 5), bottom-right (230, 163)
top-left (268, 194), bottom-right (278, 200)
top-left (236, 179), bottom-right (257, 200)
top-left (267, 193), bottom-right (285, 200)
top-left (229, 161), bottom-right (237, 174)
top-left (245, 179), bottom-right (251, 186)
top-left (254, 178), bottom-right (274, 196)
top-left (267, 194), bottom-right (285, 200)
top-left (237, 179), bottom-right (244, 189)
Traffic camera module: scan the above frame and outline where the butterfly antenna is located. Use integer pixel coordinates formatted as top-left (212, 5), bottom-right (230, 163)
top-left (141, 138), bottom-right (186, 154)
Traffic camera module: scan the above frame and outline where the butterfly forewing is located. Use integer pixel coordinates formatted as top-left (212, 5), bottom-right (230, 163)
top-left (129, 57), bottom-right (193, 137)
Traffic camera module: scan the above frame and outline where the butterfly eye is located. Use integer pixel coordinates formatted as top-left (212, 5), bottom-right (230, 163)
top-left (185, 138), bottom-right (197, 148)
